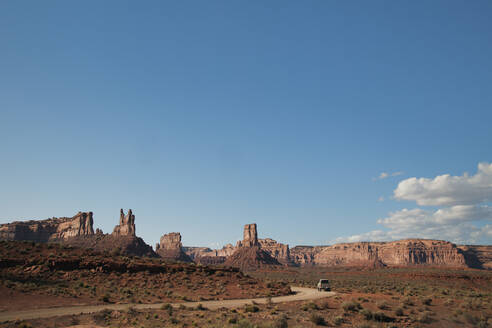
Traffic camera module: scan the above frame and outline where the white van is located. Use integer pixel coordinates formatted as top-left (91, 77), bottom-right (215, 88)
top-left (317, 279), bottom-right (330, 291)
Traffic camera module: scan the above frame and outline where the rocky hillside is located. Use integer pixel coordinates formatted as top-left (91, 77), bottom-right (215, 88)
top-left (223, 246), bottom-right (281, 271)
top-left (0, 240), bottom-right (291, 312)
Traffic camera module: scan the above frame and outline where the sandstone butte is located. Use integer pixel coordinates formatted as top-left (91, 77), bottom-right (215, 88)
top-left (155, 232), bottom-right (192, 262)
top-left (0, 214), bottom-right (491, 270)
top-left (0, 209), bottom-right (155, 258)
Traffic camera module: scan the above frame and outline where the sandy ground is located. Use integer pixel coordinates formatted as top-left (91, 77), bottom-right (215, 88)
top-left (0, 287), bottom-right (335, 322)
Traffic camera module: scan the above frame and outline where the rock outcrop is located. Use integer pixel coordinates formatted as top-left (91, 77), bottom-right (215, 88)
top-left (155, 232), bottom-right (192, 262)
top-left (0, 209), bottom-right (157, 258)
top-left (184, 224), bottom-right (293, 268)
top-left (0, 212), bottom-right (94, 242)
top-left (290, 246), bottom-right (323, 266)
top-left (112, 209), bottom-right (136, 236)
top-left (258, 238), bottom-right (292, 265)
top-left (222, 224), bottom-right (282, 270)
top-left (458, 245), bottom-right (492, 270)
top-left (241, 223), bottom-right (258, 247)
top-left (291, 239), bottom-right (468, 268)
top-left (183, 244), bottom-right (236, 261)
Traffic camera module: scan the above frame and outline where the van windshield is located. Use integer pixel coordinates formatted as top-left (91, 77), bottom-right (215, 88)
top-left (320, 280), bottom-right (329, 283)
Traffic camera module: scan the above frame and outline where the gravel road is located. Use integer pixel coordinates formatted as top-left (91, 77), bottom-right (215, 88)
top-left (0, 287), bottom-right (335, 322)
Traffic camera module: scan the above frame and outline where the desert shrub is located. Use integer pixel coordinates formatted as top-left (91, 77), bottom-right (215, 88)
top-left (342, 300), bottom-right (361, 312)
top-left (333, 315), bottom-right (343, 326)
top-left (361, 309), bottom-right (373, 320)
top-left (237, 319), bottom-right (255, 328)
top-left (170, 317), bottom-right (179, 324)
top-left (301, 302), bottom-right (319, 311)
top-left (272, 314), bottom-right (288, 328)
top-left (92, 309), bottom-right (112, 325)
top-left (309, 313), bottom-right (326, 326)
top-left (395, 307), bottom-right (404, 316)
top-left (244, 304), bottom-right (259, 313)
top-left (17, 323), bottom-right (33, 328)
top-left (126, 306), bottom-right (138, 316)
top-left (161, 303), bottom-right (172, 310)
top-left (444, 298), bottom-right (454, 306)
top-left (100, 294), bottom-right (110, 303)
top-left (422, 297), bottom-right (432, 305)
top-left (356, 325), bottom-right (372, 328)
top-left (228, 316), bottom-right (238, 324)
top-left (377, 301), bottom-right (390, 310)
top-left (402, 297), bottom-right (414, 306)
top-left (417, 311), bottom-right (433, 324)
top-left (463, 312), bottom-right (479, 325)
top-left (373, 311), bottom-right (393, 322)
top-left (196, 303), bottom-right (207, 310)
top-left (476, 320), bottom-right (488, 328)
top-left (161, 303), bottom-right (173, 315)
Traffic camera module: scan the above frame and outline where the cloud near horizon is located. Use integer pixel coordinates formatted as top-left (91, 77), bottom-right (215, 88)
top-left (334, 162), bottom-right (492, 245)
top-left (394, 162), bottom-right (492, 206)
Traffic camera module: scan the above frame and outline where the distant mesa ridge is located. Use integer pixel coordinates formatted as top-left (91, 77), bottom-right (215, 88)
top-left (0, 214), bottom-right (491, 270)
top-left (183, 224), bottom-right (491, 270)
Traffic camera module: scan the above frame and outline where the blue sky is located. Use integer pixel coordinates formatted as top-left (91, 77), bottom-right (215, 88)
top-left (1, 1), bottom-right (491, 248)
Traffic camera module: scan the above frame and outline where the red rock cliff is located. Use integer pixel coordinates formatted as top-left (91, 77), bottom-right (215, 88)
top-left (0, 212), bottom-right (94, 242)
top-left (291, 239), bottom-right (467, 268)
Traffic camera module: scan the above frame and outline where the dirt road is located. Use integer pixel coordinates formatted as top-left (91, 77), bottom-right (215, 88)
top-left (0, 287), bottom-right (335, 322)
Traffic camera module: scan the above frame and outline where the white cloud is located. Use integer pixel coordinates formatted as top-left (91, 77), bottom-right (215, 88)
top-left (331, 230), bottom-right (391, 244)
top-left (394, 162), bottom-right (492, 206)
top-left (336, 162), bottom-right (492, 245)
top-left (374, 171), bottom-right (404, 181)
top-left (377, 196), bottom-right (385, 202)
top-left (377, 205), bottom-right (492, 228)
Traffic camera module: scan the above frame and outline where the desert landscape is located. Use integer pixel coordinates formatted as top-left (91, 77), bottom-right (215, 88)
top-left (2, 1), bottom-right (492, 327)
top-left (0, 211), bottom-right (490, 327)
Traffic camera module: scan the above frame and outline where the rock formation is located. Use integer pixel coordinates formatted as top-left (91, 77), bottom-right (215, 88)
top-left (258, 238), bottom-right (293, 265)
top-left (0, 212), bottom-right (94, 242)
top-left (0, 209), bottom-right (157, 258)
top-left (290, 246), bottom-right (322, 266)
top-left (458, 245), bottom-right (492, 270)
top-left (291, 239), bottom-right (468, 268)
top-left (112, 209), bottom-right (136, 236)
top-left (155, 232), bottom-right (192, 262)
top-left (183, 244), bottom-right (236, 261)
top-left (241, 223), bottom-right (258, 247)
top-left (184, 224), bottom-right (293, 268)
top-left (222, 224), bottom-right (282, 270)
